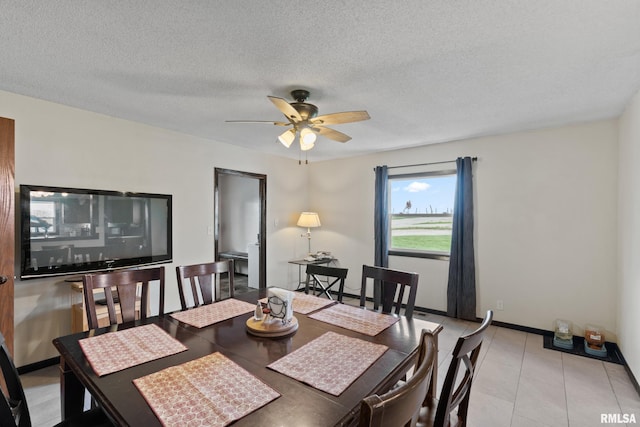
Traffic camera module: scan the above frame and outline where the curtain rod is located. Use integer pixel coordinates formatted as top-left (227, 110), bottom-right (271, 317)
top-left (374, 157), bottom-right (477, 171)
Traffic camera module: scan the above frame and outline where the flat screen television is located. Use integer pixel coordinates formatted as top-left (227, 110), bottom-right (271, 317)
top-left (20, 184), bottom-right (172, 279)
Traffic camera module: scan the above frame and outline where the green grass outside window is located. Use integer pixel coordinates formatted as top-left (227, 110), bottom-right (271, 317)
top-left (391, 235), bottom-right (452, 252)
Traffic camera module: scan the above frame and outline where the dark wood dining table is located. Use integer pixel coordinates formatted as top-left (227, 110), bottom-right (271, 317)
top-left (53, 289), bottom-right (442, 426)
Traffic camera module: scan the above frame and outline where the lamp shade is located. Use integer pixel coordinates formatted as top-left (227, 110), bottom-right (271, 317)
top-left (300, 127), bottom-right (316, 143)
top-left (297, 212), bottom-right (321, 228)
top-left (299, 128), bottom-right (317, 151)
top-left (278, 129), bottom-right (295, 148)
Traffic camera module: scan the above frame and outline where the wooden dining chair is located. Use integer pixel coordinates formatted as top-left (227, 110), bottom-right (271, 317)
top-left (1, 332), bottom-right (112, 427)
top-left (1, 332), bottom-right (30, 427)
top-left (360, 265), bottom-right (419, 318)
top-left (82, 266), bottom-right (165, 330)
top-left (358, 329), bottom-right (437, 427)
top-left (304, 264), bottom-right (349, 301)
top-left (418, 310), bottom-right (494, 427)
top-left (175, 260), bottom-right (235, 310)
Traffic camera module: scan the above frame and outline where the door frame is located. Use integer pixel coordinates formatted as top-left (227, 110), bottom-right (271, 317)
top-left (0, 117), bottom-right (15, 356)
top-left (213, 168), bottom-right (267, 289)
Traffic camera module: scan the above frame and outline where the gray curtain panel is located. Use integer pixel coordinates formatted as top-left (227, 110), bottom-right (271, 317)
top-left (447, 157), bottom-right (476, 320)
top-left (374, 166), bottom-right (389, 308)
top-left (374, 165), bottom-right (389, 268)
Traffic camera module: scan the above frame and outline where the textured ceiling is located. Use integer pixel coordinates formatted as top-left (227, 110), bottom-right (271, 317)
top-left (1, 1), bottom-right (639, 161)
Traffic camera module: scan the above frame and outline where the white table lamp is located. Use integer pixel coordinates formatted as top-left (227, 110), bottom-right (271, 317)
top-left (297, 212), bottom-right (321, 254)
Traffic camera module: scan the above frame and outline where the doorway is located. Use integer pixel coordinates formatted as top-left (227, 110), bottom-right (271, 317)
top-left (214, 168), bottom-right (266, 289)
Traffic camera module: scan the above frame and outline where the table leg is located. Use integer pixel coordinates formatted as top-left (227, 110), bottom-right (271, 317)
top-left (59, 356), bottom-right (85, 420)
top-left (295, 264), bottom-right (308, 293)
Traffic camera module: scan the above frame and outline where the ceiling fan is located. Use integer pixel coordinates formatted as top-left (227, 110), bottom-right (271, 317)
top-left (226, 89), bottom-right (370, 151)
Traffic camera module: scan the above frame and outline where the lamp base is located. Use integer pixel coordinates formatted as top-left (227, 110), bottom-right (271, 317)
top-left (304, 229), bottom-right (312, 254)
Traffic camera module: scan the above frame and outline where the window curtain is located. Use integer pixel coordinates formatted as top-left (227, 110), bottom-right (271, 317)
top-left (447, 157), bottom-right (476, 320)
top-left (374, 166), bottom-right (389, 308)
top-left (374, 165), bottom-right (389, 268)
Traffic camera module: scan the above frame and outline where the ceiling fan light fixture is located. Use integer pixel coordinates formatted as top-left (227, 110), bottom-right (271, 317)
top-left (300, 139), bottom-right (315, 151)
top-left (227, 89), bottom-right (370, 153)
top-left (278, 129), bottom-right (295, 148)
top-left (300, 127), bottom-right (317, 145)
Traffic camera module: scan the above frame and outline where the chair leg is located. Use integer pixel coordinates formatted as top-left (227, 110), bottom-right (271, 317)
top-left (313, 274), bottom-right (333, 300)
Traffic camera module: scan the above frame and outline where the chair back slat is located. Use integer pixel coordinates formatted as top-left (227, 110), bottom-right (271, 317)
top-left (82, 266), bottom-right (165, 330)
top-left (360, 265), bottom-right (419, 318)
top-left (359, 330), bottom-right (437, 427)
top-left (176, 260), bottom-right (235, 310)
top-left (191, 274), bottom-right (214, 305)
top-left (434, 310), bottom-right (493, 426)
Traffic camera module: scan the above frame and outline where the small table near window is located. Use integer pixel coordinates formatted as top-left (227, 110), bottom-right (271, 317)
top-left (288, 257), bottom-right (337, 292)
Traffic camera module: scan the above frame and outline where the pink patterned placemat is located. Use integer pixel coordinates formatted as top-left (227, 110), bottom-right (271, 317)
top-left (268, 331), bottom-right (388, 396)
top-left (170, 298), bottom-right (255, 328)
top-left (134, 352), bottom-right (280, 427)
top-left (79, 324), bottom-right (188, 377)
top-left (308, 303), bottom-right (399, 336)
top-left (259, 291), bottom-right (336, 314)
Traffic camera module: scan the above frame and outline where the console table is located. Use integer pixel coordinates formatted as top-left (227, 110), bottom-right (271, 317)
top-left (288, 257), bottom-right (337, 292)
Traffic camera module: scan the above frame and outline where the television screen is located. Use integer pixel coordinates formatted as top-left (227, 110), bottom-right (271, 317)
top-left (20, 184), bottom-right (172, 279)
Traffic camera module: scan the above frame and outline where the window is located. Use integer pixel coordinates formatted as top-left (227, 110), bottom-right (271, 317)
top-left (30, 200), bottom-right (57, 236)
top-left (388, 170), bottom-right (456, 259)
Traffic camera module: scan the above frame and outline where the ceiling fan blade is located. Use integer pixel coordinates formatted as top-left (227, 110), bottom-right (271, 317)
top-left (311, 110), bottom-right (370, 125)
top-left (268, 96), bottom-right (302, 122)
top-left (225, 120), bottom-right (290, 126)
top-left (313, 126), bottom-right (352, 143)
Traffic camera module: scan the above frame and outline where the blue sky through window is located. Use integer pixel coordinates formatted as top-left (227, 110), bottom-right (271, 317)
top-left (390, 175), bottom-right (456, 214)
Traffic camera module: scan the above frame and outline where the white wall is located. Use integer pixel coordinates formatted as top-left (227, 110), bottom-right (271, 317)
top-left (618, 88), bottom-right (640, 379)
top-left (1, 87), bottom-right (629, 375)
top-left (1, 90), bottom-right (309, 366)
top-left (308, 120), bottom-right (619, 339)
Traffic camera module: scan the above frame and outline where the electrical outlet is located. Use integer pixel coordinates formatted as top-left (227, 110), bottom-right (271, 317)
top-left (496, 299), bottom-right (504, 310)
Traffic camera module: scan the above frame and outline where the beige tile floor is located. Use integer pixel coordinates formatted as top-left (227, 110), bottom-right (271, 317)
top-left (421, 312), bottom-right (640, 427)
top-left (20, 306), bottom-right (640, 427)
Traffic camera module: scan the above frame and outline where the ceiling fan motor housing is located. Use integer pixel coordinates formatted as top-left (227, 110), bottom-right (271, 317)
top-left (291, 102), bottom-right (318, 121)
top-left (291, 89), bottom-right (310, 102)
top-left (290, 89), bottom-right (318, 120)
